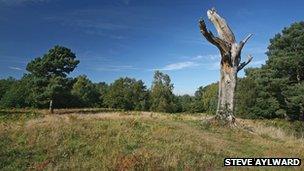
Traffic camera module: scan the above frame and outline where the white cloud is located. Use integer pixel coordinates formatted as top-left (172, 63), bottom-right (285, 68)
top-left (155, 61), bottom-right (199, 71)
top-left (192, 54), bottom-right (219, 61)
top-left (152, 54), bottom-right (220, 71)
top-left (191, 55), bottom-right (203, 60)
top-left (9, 66), bottom-right (23, 71)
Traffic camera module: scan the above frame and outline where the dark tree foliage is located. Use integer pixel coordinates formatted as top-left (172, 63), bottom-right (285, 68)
top-left (264, 22), bottom-right (304, 120)
top-left (284, 83), bottom-right (304, 121)
top-left (242, 68), bottom-right (284, 119)
top-left (235, 71), bottom-right (257, 118)
top-left (26, 46), bottom-right (79, 111)
top-left (150, 71), bottom-right (178, 113)
top-left (235, 22), bottom-right (304, 120)
top-left (266, 22), bottom-right (304, 83)
top-left (194, 83), bottom-right (218, 114)
top-left (0, 75), bottom-right (32, 108)
top-left (0, 77), bottom-right (16, 101)
top-left (104, 77), bottom-right (149, 111)
top-left (71, 75), bottom-right (100, 107)
top-left (96, 82), bottom-right (109, 108)
top-left (27, 46), bottom-right (79, 77)
top-left (177, 95), bottom-right (196, 113)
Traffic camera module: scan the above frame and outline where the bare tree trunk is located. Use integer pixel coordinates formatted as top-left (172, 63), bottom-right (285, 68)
top-left (49, 99), bottom-right (54, 114)
top-left (216, 68), bottom-right (237, 122)
top-left (199, 8), bottom-right (253, 125)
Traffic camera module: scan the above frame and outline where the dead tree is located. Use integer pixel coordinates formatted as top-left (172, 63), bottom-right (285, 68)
top-left (199, 8), bottom-right (253, 125)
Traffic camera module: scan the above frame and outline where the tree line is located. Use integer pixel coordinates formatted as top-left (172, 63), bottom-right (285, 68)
top-left (0, 22), bottom-right (303, 121)
top-left (0, 45), bottom-right (183, 113)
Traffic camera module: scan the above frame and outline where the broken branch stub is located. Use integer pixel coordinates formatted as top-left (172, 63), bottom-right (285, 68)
top-left (207, 8), bottom-right (236, 44)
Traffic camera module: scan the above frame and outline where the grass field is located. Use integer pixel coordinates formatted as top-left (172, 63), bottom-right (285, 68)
top-left (0, 109), bottom-right (303, 170)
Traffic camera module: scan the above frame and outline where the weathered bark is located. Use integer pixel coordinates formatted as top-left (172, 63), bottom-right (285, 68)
top-left (49, 99), bottom-right (54, 114)
top-left (199, 8), bottom-right (253, 125)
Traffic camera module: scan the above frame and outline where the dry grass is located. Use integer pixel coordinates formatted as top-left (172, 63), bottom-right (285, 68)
top-left (241, 119), bottom-right (300, 141)
top-left (0, 110), bottom-right (303, 170)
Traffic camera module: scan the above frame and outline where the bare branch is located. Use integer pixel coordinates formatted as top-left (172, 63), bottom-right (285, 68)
top-left (199, 19), bottom-right (219, 46)
top-left (237, 55), bottom-right (253, 72)
top-left (237, 34), bottom-right (253, 52)
top-left (199, 19), bottom-right (230, 53)
top-left (241, 34), bottom-right (253, 44)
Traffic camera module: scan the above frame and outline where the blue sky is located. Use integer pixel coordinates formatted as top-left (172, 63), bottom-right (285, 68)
top-left (0, 0), bottom-right (303, 95)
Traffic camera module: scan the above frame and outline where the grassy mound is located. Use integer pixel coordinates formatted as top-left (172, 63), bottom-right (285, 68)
top-left (0, 111), bottom-right (303, 170)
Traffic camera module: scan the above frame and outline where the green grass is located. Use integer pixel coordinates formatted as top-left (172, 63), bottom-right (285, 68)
top-left (0, 111), bottom-right (303, 170)
top-left (0, 109), bottom-right (42, 122)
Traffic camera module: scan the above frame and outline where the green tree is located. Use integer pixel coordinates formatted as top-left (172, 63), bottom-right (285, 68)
top-left (177, 95), bottom-right (196, 113)
top-left (104, 77), bottom-right (149, 110)
top-left (235, 71), bottom-right (258, 118)
top-left (0, 75), bottom-right (32, 108)
top-left (71, 75), bottom-right (100, 107)
top-left (194, 83), bottom-right (218, 114)
top-left (237, 67), bottom-right (286, 119)
top-left (96, 82), bottom-right (109, 108)
top-left (0, 77), bottom-right (16, 101)
top-left (265, 22), bottom-right (304, 120)
top-left (284, 83), bottom-right (304, 121)
top-left (236, 22), bottom-right (304, 120)
top-left (150, 71), bottom-right (177, 113)
top-left (266, 22), bottom-right (304, 83)
top-left (26, 45), bottom-right (79, 113)
top-left (132, 80), bottom-right (150, 111)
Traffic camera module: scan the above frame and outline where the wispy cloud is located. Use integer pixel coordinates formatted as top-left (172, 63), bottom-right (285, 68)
top-left (9, 66), bottom-right (23, 71)
top-left (152, 54), bottom-right (220, 71)
top-left (204, 62), bottom-right (219, 70)
top-left (95, 65), bottom-right (137, 71)
top-left (44, 6), bottom-right (161, 39)
top-left (191, 54), bottom-right (219, 61)
top-left (77, 51), bottom-right (113, 63)
top-left (154, 61), bottom-right (199, 71)
top-left (44, 9), bottom-right (133, 39)
top-left (77, 51), bottom-right (138, 72)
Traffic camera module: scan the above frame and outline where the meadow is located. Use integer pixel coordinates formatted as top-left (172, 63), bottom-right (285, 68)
top-left (0, 109), bottom-right (303, 170)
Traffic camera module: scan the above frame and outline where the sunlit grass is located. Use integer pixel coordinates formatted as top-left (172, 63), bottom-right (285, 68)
top-left (0, 110), bottom-right (303, 170)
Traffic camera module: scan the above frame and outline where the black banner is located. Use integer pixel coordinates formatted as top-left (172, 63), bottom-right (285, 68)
top-left (224, 158), bottom-right (301, 166)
